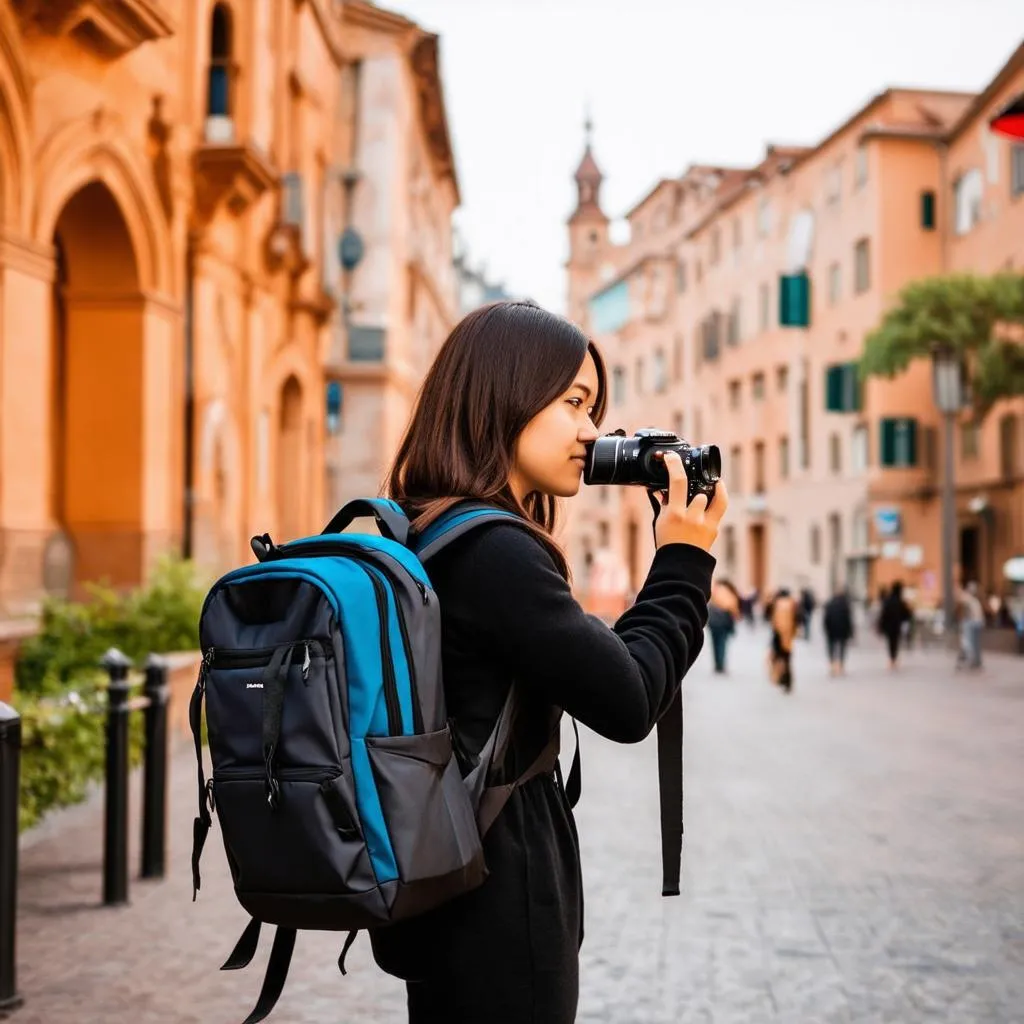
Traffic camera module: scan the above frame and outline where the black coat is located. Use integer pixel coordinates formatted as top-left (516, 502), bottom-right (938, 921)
top-left (370, 521), bottom-right (713, 1024)
top-left (823, 594), bottom-right (854, 640)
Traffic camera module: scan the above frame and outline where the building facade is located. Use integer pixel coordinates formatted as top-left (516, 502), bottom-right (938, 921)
top-left (565, 43), bottom-right (1024, 612)
top-left (0, 0), bottom-right (458, 620)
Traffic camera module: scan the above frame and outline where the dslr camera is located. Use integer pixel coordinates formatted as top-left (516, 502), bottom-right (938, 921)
top-left (583, 428), bottom-right (721, 506)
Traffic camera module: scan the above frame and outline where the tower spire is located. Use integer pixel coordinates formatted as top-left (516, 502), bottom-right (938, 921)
top-left (570, 109), bottom-right (606, 223)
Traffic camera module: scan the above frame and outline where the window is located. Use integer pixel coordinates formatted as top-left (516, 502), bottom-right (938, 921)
top-left (729, 445), bottom-right (743, 494)
top-left (779, 436), bottom-right (790, 479)
top-left (757, 197), bottom-right (772, 238)
top-left (854, 145), bottom-right (868, 189)
top-left (960, 419), bottom-right (980, 460)
top-left (710, 228), bottom-right (721, 265)
top-left (676, 261), bottom-right (687, 292)
top-left (829, 432), bottom-right (842, 474)
top-left (879, 417), bottom-right (918, 467)
top-left (777, 365), bottom-right (789, 392)
top-left (921, 190), bottom-right (936, 230)
top-left (598, 521), bottom-right (609, 546)
top-left (825, 363), bottom-right (861, 412)
top-left (733, 218), bottom-right (742, 250)
top-left (723, 525), bottom-right (736, 570)
top-left (727, 297), bottom-right (741, 345)
top-left (999, 414), bottom-right (1019, 478)
top-left (854, 238), bottom-right (871, 294)
top-left (1012, 146), bottom-right (1024, 199)
top-left (828, 262), bottom-right (841, 305)
top-left (759, 283), bottom-right (770, 331)
top-left (653, 349), bottom-right (667, 393)
top-left (800, 375), bottom-right (810, 469)
top-left (635, 358), bottom-right (644, 395)
top-left (673, 335), bottom-right (685, 381)
top-left (852, 424), bottom-right (869, 473)
top-left (207, 4), bottom-right (234, 124)
top-left (752, 372), bottom-right (765, 401)
top-left (326, 381), bottom-right (343, 434)
top-left (728, 379), bottom-right (741, 409)
top-left (673, 411), bottom-right (685, 438)
top-left (810, 525), bottom-right (821, 565)
top-left (825, 163), bottom-right (842, 206)
top-left (779, 272), bottom-right (810, 327)
top-left (701, 310), bottom-right (722, 362)
top-left (612, 366), bottom-right (626, 405)
top-left (923, 425), bottom-right (938, 472)
top-left (953, 169), bottom-right (983, 235)
top-left (753, 441), bottom-right (765, 492)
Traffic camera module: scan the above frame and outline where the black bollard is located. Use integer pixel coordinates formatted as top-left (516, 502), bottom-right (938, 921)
top-left (101, 648), bottom-right (132, 907)
top-left (141, 655), bottom-right (169, 880)
top-left (0, 703), bottom-right (23, 1014)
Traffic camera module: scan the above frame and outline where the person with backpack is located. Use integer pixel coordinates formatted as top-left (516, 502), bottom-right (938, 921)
top-left (822, 585), bottom-right (854, 676)
top-left (377, 300), bottom-right (727, 1023)
top-left (189, 299), bottom-right (727, 1024)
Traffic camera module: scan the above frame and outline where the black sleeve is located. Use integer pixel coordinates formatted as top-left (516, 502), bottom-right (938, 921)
top-left (457, 524), bottom-right (714, 743)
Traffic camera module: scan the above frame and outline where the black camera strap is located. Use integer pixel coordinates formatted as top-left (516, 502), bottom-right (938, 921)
top-left (646, 486), bottom-right (684, 896)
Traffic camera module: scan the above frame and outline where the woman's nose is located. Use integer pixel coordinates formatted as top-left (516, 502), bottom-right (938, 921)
top-left (579, 422), bottom-right (600, 443)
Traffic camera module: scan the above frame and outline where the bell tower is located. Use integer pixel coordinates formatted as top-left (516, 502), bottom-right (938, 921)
top-left (566, 113), bottom-right (609, 326)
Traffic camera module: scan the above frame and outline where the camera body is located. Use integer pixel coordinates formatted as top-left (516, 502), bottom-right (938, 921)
top-left (583, 428), bottom-right (721, 506)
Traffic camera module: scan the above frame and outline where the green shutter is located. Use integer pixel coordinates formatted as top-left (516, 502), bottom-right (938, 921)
top-left (843, 363), bottom-right (862, 412)
top-left (880, 418), bottom-right (895, 466)
top-left (779, 272), bottom-right (810, 327)
top-left (825, 366), bottom-right (839, 411)
top-left (904, 419), bottom-right (918, 466)
top-left (921, 191), bottom-right (936, 230)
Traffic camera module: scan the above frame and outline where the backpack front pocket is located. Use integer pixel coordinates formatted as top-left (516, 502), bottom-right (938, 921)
top-left (205, 641), bottom-right (341, 771)
top-left (213, 766), bottom-right (376, 896)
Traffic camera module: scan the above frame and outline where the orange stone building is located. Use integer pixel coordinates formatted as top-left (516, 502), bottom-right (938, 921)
top-left (0, 0), bottom-right (458, 632)
top-left (566, 43), bottom-right (1024, 614)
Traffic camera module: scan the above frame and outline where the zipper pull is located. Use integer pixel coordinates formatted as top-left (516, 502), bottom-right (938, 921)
top-left (416, 581), bottom-right (428, 605)
top-left (198, 647), bottom-right (215, 694)
top-left (302, 642), bottom-right (312, 681)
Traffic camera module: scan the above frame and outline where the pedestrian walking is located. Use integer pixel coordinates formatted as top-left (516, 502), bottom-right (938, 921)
top-left (878, 580), bottom-right (912, 669)
top-left (800, 586), bottom-right (816, 640)
top-left (372, 300), bottom-right (730, 1024)
top-left (766, 587), bottom-right (799, 692)
top-left (822, 586), bottom-right (854, 676)
top-left (956, 581), bottom-right (985, 670)
top-left (708, 578), bottom-right (740, 673)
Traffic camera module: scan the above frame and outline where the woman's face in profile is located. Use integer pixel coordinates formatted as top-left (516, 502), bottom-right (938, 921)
top-left (509, 351), bottom-right (601, 502)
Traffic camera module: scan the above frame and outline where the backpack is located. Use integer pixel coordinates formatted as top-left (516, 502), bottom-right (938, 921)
top-left (188, 498), bottom-right (571, 1023)
top-left (188, 496), bottom-right (684, 1023)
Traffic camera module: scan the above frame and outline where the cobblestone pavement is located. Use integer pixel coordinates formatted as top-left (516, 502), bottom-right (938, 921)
top-left (11, 628), bottom-right (1024, 1024)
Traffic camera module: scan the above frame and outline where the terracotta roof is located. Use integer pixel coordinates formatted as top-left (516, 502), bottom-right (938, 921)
top-left (945, 40), bottom-right (1024, 141)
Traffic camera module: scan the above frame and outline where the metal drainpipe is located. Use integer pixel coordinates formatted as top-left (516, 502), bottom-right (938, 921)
top-left (182, 240), bottom-right (195, 560)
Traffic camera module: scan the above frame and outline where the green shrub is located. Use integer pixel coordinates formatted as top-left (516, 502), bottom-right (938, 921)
top-left (13, 673), bottom-right (145, 832)
top-left (15, 554), bottom-right (207, 695)
top-left (12, 554), bottom-right (207, 830)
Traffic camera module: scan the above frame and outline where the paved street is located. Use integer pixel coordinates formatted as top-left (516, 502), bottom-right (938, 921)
top-left (12, 627), bottom-right (1024, 1024)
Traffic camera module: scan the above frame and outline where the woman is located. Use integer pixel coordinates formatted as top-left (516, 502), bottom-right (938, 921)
top-left (374, 300), bottom-right (728, 1023)
top-left (708, 578), bottom-right (740, 673)
top-left (766, 587), bottom-right (799, 692)
top-left (878, 580), bottom-right (912, 668)
top-left (822, 586), bottom-right (854, 676)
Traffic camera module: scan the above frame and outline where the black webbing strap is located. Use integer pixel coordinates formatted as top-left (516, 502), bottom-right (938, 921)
top-left (238, 925), bottom-right (297, 1024)
top-left (565, 717), bottom-right (581, 808)
top-left (189, 663), bottom-right (211, 901)
top-left (337, 929), bottom-right (360, 976)
top-left (261, 645), bottom-right (294, 811)
top-left (656, 687), bottom-right (684, 896)
top-left (221, 917), bottom-right (262, 971)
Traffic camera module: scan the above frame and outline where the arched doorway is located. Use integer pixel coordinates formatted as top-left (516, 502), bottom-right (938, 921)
top-left (49, 181), bottom-right (145, 595)
top-left (277, 376), bottom-right (304, 542)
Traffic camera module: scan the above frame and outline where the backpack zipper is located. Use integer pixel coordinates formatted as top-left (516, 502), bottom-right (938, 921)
top-left (208, 641), bottom-right (328, 683)
top-left (364, 570), bottom-right (403, 735)
top-left (214, 765), bottom-right (342, 783)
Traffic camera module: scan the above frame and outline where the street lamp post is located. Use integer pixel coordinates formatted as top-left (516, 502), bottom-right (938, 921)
top-left (932, 345), bottom-right (964, 639)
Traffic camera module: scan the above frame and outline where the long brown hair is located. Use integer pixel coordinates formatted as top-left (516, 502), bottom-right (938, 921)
top-left (386, 300), bottom-right (607, 579)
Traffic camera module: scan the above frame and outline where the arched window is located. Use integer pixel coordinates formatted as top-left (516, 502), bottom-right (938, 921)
top-left (207, 5), bottom-right (233, 119)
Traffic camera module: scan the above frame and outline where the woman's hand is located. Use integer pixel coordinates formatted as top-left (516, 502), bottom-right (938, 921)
top-left (653, 451), bottom-right (729, 553)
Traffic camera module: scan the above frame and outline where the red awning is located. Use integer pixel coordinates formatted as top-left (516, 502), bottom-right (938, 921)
top-left (990, 93), bottom-right (1024, 140)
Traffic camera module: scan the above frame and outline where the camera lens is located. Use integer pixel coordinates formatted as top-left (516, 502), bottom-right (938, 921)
top-left (698, 444), bottom-right (722, 484)
top-left (584, 434), bottom-right (629, 485)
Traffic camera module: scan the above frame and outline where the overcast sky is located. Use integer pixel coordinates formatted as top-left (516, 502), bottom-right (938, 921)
top-left (389, 0), bottom-right (1024, 314)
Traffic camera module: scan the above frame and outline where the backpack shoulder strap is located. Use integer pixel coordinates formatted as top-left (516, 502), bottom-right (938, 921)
top-left (410, 501), bottom-right (525, 562)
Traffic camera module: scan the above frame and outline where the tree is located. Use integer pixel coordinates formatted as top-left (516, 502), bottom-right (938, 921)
top-left (860, 272), bottom-right (1024, 417)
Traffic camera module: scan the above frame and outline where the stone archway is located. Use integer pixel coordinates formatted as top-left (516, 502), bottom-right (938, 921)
top-left (49, 181), bottom-right (148, 594)
top-left (277, 376), bottom-right (304, 543)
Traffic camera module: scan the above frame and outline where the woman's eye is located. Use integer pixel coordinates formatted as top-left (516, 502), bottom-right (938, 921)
top-left (568, 398), bottom-right (582, 408)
